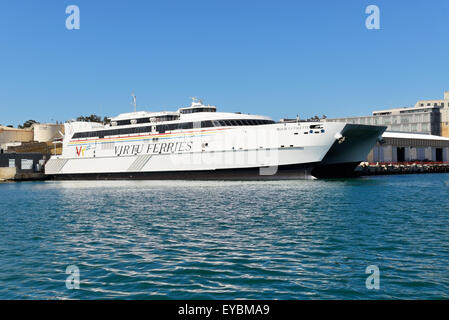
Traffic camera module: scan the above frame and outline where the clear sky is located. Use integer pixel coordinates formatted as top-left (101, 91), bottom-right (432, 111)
top-left (1, 0), bottom-right (448, 126)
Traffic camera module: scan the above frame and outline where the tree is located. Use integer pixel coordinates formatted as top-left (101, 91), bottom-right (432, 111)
top-left (76, 114), bottom-right (103, 123)
top-left (18, 120), bottom-right (38, 129)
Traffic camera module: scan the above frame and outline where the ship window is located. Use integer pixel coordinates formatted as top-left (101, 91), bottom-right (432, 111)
top-left (117, 120), bottom-right (131, 126)
top-left (180, 107), bottom-right (216, 114)
top-left (70, 119), bottom-right (275, 140)
top-left (156, 125), bottom-right (166, 133)
top-left (136, 118), bottom-right (150, 124)
top-left (180, 122), bottom-right (193, 130)
top-left (200, 121), bottom-right (213, 128)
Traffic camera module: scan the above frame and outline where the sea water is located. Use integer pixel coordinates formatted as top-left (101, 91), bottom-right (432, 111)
top-left (0, 174), bottom-right (448, 299)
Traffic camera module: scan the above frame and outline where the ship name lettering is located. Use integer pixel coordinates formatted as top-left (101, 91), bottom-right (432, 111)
top-left (115, 141), bottom-right (193, 156)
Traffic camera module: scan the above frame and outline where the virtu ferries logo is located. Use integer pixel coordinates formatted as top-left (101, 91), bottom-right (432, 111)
top-left (76, 146), bottom-right (91, 157)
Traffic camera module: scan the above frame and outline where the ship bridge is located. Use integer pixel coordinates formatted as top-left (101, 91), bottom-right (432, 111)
top-left (178, 98), bottom-right (217, 114)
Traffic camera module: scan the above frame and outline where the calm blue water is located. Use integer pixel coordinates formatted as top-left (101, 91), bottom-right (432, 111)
top-left (1, 174), bottom-right (449, 299)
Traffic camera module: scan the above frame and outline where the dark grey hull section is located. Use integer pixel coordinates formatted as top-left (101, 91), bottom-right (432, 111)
top-left (47, 161), bottom-right (362, 180)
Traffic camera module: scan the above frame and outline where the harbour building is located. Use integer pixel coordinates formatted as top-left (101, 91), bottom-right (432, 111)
top-left (0, 123), bottom-right (64, 181)
top-left (327, 91), bottom-right (449, 163)
top-left (368, 132), bottom-right (449, 163)
top-left (0, 126), bottom-right (33, 146)
top-left (327, 91), bottom-right (449, 137)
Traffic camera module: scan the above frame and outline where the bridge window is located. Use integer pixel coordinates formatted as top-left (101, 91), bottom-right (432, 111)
top-left (71, 119), bottom-right (275, 139)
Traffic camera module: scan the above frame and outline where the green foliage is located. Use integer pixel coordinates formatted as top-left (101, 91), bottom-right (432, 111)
top-left (18, 120), bottom-right (38, 129)
top-left (75, 115), bottom-right (111, 124)
top-left (305, 115), bottom-right (327, 122)
top-left (76, 114), bottom-right (103, 123)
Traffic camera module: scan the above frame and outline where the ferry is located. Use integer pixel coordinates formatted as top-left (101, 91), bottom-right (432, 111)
top-left (45, 98), bottom-right (386, 179)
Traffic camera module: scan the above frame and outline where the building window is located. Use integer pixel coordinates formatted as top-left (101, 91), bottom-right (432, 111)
top-left (8, 159), bottom-right (15, 168)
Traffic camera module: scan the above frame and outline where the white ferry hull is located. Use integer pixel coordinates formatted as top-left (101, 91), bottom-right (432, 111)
top-left (45, 121), bottom-right (386, 179)
top-left (311, 124), bottom-right (386, 178)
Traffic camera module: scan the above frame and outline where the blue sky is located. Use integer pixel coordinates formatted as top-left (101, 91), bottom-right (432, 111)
top-left (0, 0), bottom-right (448, 126)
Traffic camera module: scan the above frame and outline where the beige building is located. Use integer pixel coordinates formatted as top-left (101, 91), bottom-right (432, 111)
top-left (411, 91), bottom-right (449, 136)
top-left (328, 91), bottom-right (449, 137)
top-left (0, 123), bottom-right (64, 152)
top-left (414, 91), bottom-right (449, 136)
top-left (0, 126), bottom-right (33, 145)
top-left (414, 91), bottom-right (449, 108)
top-left (329, 105), bottom-right (441, 135)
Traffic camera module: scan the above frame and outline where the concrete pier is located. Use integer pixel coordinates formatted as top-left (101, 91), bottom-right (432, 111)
top-left (357, 162), bottom-right (449, 176)
top-left (0, 167), bottom-right (46, 181)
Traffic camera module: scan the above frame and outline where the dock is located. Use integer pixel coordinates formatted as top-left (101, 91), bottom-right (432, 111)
top-left (357, 162), bottom-right (449, 176)
top-left (0, 153), bottom-right (49, 182)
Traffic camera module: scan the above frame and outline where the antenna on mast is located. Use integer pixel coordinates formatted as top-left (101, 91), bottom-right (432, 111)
top-left (131, 92), bottom-right (137, 112)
